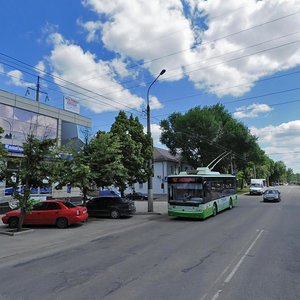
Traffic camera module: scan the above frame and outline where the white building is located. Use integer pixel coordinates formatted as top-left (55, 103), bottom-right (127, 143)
top-left (131, 147), bottom-right (191, 196)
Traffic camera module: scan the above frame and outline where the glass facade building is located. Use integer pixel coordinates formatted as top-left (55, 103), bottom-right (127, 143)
top-left (0, 103), bottom-right (58, 143)
top-left (0, 89), bottom-right (92, 200)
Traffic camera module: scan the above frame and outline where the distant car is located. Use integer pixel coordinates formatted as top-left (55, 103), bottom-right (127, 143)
top-left (126, 192), bottom-right (148, 201)
top-left (263, 189), bottom-right (281, 202)
top-left (86, 196), bottom-right (136, 219)
top-left (1, 200), bottom-right (88, 229)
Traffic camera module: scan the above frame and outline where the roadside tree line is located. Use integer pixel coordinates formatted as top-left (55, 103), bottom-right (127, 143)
top-left (0, 105), bottom-right (298, 230)
top-left (0, 112), bottom-right (152, 231)
top-left (159, 104), bottom-right (298, 187)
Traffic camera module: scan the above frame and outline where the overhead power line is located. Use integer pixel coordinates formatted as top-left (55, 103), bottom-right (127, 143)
top-left (2, 33), bottom-right (300, 119)
top-left (63, 29), bottom-right (300, 98)
top-left (1, 12), bottom-right (300, 125)
top-left (77, 9), bottom-right (300, 86)
top-left (0, 53), bottom-right (143, 115)
top-left (5, 9), bottom-right (295, 99)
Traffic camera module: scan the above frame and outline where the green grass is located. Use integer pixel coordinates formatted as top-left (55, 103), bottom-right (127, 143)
top-left (237, 188), bottom-right (249, 194)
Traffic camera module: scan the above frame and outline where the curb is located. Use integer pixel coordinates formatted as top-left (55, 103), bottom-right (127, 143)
top-left (0, 228), bottom-right (34, 236)
top-left (135, 212), bottom-right (162, 215)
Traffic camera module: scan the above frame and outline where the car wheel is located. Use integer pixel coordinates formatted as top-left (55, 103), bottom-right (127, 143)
top-left (56, 217), bottom-right (68, 229)
top-left (212, 203), bottom-right (217, 217)
top-left (110, 210), bottom-right (120, 219)
top-left (229, 199), bottom-right (233, 209)
top-left (8, 217), bottom-right (19, 229)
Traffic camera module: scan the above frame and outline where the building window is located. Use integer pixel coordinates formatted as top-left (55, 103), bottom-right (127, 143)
top-left (0, 104), bottom-right (58, 142)
top-left (139, 183), bottom-right (143, 189)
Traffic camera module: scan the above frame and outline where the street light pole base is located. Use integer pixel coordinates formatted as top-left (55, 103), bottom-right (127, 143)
top-left (148, 188), bottom-right (154, 212)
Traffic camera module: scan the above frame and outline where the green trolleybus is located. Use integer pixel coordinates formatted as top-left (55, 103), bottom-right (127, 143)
top-left (168, 167), bottom-right (237, 219)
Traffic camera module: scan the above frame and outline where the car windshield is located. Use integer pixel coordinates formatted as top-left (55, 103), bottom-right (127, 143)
top-left (266, 190), bottom-right (277, 194)
top-left (251, 183), bottom-right (262, 187)
top-left (63, 201), bottom-right (76, 208)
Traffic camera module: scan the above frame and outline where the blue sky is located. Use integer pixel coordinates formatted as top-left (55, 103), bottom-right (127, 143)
top-left (1, 0), bottom-right (300, 173)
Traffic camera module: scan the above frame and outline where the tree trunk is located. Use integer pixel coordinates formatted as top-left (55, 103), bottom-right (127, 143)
top-left (17, 180), bottom-right (30, 231)
top-left (82, 187), bottom-right (88, 206)
top-left (17, 209), bottom-right (25, 232)
top-left (120, 189), bottom-right (125, 198)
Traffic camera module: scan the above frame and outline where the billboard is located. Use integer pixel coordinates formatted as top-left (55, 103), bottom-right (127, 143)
top-left (64, 96), bottom-right (80, 114)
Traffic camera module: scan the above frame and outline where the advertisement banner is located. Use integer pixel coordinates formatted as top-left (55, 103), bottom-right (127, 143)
top-left (64, 96), bottom-right (80, 114)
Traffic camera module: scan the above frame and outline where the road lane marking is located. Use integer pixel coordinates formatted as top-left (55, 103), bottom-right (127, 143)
top-left (199, 265), bottom-right (230, 300)
top-left (224, 229), bottom-right (264, 283)
top-left (211, 290), bottom-right (222, 300)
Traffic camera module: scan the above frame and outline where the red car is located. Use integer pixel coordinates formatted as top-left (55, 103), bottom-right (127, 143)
top-left (2, 200), bottom-right (88, 229)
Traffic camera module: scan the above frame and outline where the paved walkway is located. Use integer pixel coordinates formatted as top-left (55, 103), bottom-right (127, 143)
top-left (0, 200), bottom-right (168, 226)
top-left (134, 200), bottom-right (167, 214)
top-left (0, 200), bottom-right (168, 268)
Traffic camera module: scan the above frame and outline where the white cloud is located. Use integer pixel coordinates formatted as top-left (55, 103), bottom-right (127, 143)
top-left (35, 61), bottom-right (46, 77)
top-left (143, 123), bottom-right (165, 148)
top-left (110, 58), bottom-right (131, 78)
top-left (48, 32), bottom-right (65, 45)
top-left (0, 64), bottom-right (4, 73)
top-left (7, 70), bottom-right (35, 88)
top-left (149, 96), bottom-right (164, 110)
top-left (82, 0), bottom-right (300, 97)
top-left (250, 120), bottom-right (300, 172)
top-left (151, 124), bottom-right (163, 147)
top-left (48, 34), bottom-right (144, 113)
top-left (186, 0), bottom-right (300, 96)
top-left (234, 103), bottom-right (273, 118)
top-left (83, 0), bottom-right (195, 80)
top-left (78, 20), bottom-right (102, 42)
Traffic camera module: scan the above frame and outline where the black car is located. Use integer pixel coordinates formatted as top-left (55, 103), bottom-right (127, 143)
top-left (86, 196), bottom-right (136, 219)
top-left (263, 189), bottom-right (281, 202)
top-left (125, 192), bottom-right (148, 201)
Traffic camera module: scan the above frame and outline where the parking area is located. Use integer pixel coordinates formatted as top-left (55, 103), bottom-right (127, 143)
top-left (0, 200), bottom-right (168, 267)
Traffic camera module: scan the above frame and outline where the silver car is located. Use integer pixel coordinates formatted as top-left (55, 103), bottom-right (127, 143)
top-left (263, 189), bottom-right (281, 202)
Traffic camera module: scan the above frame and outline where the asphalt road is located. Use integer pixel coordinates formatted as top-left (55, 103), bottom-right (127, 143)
top-left (0, 185), bottom-right (299, 300)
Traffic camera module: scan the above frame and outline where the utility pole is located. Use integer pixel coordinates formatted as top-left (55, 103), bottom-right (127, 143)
top-left (146, 69), bottom-right (166, 212)
top-left (36, 76), bottom-right (40, 102)
top-left (25, 76), bottom-right (49, 102)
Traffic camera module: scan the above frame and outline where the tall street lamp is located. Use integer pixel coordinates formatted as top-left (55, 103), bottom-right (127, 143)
top-left (147, 69), bottom-right (166, 212)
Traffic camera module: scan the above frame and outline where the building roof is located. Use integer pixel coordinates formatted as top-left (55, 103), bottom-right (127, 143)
top-left (153, 147), bottom-right (181, 163)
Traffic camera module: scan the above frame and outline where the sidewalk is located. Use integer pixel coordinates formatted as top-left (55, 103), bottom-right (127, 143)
top-left (0, 200), bottom-right (167, 224)
top-left (0, 201), bottom-right (168, 268)
top-left (134, 199), bottom-right (167, 215)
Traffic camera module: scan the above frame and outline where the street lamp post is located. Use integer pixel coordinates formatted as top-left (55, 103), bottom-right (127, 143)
top-left (147, 69), bottom-right (166, 212)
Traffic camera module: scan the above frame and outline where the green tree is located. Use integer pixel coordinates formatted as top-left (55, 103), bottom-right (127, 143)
top-left (0, 127), bottom-right (8, 180)
top-left (0, 127), bottom-right (7, 158)
top-left (286, 168), bottom-right (294, 183)
top-left (269, 161), bottom-right (287, 183)
top-left (50, 144), bottom-right (95, 206)
top-left (160, 104), bottom-right (258, 172)
top-left (88, 131), bottom-right (127, 193)
top-left (53, 131), bottom-right (127, 204)
top-left (8, 134), bottom-right (56, 231)
top-left (110, 111), bottom-right (152, 195)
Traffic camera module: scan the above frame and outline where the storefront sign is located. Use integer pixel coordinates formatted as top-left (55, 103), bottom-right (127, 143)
top-left (3, 144), bottom-right (23, 153)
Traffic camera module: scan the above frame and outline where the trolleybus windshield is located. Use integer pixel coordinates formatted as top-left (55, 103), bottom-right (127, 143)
top-left (169, 182), bottom-right (204, 203)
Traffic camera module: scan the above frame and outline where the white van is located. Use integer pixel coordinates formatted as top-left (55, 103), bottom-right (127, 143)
top-left (249, 179), bottom-right (267, 195)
